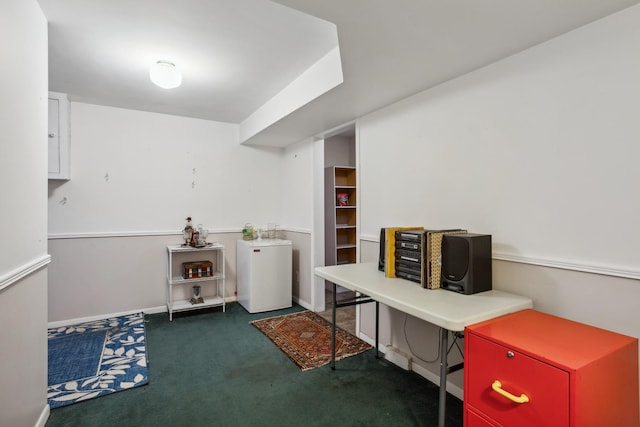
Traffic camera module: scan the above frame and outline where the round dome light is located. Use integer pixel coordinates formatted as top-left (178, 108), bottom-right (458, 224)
top-left (149, 60), bottom-right (182, 89)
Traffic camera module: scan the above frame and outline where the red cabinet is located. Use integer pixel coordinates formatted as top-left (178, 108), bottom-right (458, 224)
top-left (464, 309), bottom-right (638, 427)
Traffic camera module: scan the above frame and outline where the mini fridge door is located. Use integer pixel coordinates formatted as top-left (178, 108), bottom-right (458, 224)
top-left (237, 239), bottom-right (292, 313)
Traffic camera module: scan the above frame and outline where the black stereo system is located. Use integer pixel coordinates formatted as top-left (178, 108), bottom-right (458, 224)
top-left (393, 229), bottom-right (425, 285)
top-left (441, 233), bottom-right (492, 295)
top-left (379, 227), bottom-right (492, 295)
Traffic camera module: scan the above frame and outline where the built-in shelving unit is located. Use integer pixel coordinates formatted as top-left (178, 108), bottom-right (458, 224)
top-left (325, 166), bottom-right (357, 266)
top-left (166, 244), bottom-right (225, 321)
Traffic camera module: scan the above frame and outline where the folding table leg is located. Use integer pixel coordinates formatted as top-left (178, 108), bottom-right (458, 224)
top-left (331, 282), bottom-right (337, 370)
top-left (375, 301), bottom-right (379, 358)
top-left (438, 328), bottom-right (448, 427)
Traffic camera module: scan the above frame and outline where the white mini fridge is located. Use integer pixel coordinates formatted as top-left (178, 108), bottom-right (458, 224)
top-left (236, 239), bottom-right (293, 313)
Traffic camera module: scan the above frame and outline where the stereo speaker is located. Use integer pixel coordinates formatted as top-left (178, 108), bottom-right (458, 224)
top-left (378, 228), bottom-right (386, 271)
top-left (441, 233), bottom-right (492, 295)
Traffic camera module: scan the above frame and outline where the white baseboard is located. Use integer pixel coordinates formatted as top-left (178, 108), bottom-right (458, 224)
top-left (358, 332), bottom-right (386, 353)
top-left (35, 404), bottom-right (49, 427)
top-left (48, 306), bottom-right (164, 328)
top-left (358, 332), bottom-right (464, 401)
top-left (293, 296), bottom-right (314, 311)
top-left (48, 296), bottom-right (239, 328)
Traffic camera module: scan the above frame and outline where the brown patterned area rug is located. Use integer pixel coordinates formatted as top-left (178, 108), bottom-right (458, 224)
top-left (251, 310), bottom-right (371, 371)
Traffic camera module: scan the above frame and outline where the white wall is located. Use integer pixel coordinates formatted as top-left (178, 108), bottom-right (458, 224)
top-left (49, 103), bottom-right (284, 235)
top-left (359, 5), bottom-right (640, 278)
top-left (355, 5), bottom-right (640, 397)
top-left (47, 232), bottom-right (240, 322)
top-left (280, 141), bottom-right (316, 308)
top-left (1, 2), bottom-right (49, 274)
top-left (0, 0), bottom-right (50, 425)
top-left (47, 103), bottom-right (291, 322)
top-left (282, 140), bottom-right (314, 231)
top-left (284, 230), bottom-right (312, 308)
top-left (43, 6), bottom-right (640, 410)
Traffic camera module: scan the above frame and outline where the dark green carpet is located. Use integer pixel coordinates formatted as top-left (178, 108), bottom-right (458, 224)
top-left (45, 303), bottom-right (462, 427)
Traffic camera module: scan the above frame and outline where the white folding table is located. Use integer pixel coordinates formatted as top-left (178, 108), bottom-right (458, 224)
top-left (315, 263), bottom-right (533, 427)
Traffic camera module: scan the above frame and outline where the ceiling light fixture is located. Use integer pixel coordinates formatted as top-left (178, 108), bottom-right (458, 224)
top-left (149, 60), bottom-right (182, 89)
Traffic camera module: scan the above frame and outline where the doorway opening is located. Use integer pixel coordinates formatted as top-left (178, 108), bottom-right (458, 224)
top-left (316, 124), bottom-right (357, 333)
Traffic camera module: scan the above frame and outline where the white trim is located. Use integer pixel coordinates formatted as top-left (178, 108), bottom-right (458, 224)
top-left (47, 306), bottom-right (165, 328)
top-left (35, 404), bottom-right (50, 427)
top-left (283, 227), bottom-right (312, 235)
top-left (492, 252), bottom-right (640, 281)
top-left (0, 254), bottom-right (51, 292)
top-left (48, 229), bottom-right (241, 240)
top-left (360, 233), bottom-right (379, 242)
top-left (359, 235), bottom-right (640, 280)
top-left (47, 296), bottom-right (239, 328)
top-left (357, 331), bottom-right (382, 349)
top-left (48, 227), bottom-right (311, 240)
top-left (293, 296), bottom-right (314, 311)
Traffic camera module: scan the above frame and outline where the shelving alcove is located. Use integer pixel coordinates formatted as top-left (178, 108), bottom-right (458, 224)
top-left (325, 166), bottom-right (357, 267)
top-left (166, 244), bottom-right (226, 321)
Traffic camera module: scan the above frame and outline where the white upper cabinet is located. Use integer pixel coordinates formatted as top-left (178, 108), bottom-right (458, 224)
top-left (48, 92), bottom-right (70, 180)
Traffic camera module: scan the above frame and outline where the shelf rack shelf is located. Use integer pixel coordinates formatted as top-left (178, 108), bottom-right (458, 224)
top-left (166, 243), bottom-right (226, 321)
top-left (325, 166), bottom-right (357, 267)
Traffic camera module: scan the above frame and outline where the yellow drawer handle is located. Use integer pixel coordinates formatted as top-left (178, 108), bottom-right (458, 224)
top-left (492, 380), bottom-right (529, 404)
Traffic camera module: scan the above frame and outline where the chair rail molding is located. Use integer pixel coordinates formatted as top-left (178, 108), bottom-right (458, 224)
top-left (0, 254), bottom-right (52, 292)
top-left (360, 234), bottom-right (640, 281)
top-left (47, 228), bottom-right (241, 240)
top-left (48, 226), bottom-right (312, 240)
top-left (492, 252), bottom-right (640, 281)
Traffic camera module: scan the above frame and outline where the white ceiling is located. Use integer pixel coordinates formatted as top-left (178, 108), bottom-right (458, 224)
top-left (39, 0), bottom-right (639, 147)
top-left (38, 0), bottom-right (338, 124)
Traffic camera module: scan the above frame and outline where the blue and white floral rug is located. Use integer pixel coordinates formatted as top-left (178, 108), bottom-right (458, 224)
top-left (47, 312), bottom-right (149, 409)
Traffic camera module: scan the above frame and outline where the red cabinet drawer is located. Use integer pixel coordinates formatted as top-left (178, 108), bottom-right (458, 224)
top-left (466, 407), bottom-right (499, 427)
top-left (466, 333), bottom-right (570, 426)
top-left (465, 310), bottom-right (639, 427)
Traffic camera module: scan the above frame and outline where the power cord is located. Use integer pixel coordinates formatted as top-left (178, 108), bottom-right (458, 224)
top-left (403, 313), bottom-right (464, 364)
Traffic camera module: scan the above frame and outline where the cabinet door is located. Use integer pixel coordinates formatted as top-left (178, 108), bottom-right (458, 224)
top-left (466, 333), bottom-right (570, 427)
top-left (48, 92), bottom-right (70, 180)
top-left (48, 98), bottom-right (61, 175)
